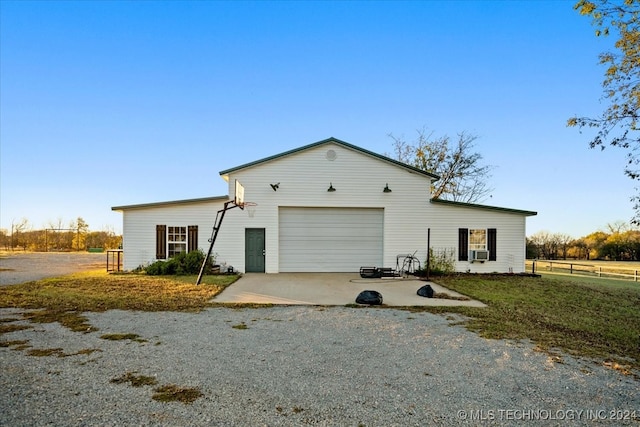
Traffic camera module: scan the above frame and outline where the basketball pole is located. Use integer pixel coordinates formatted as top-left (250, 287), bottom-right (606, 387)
top-left (426, 228), bottom-right (431, 281)
top-left (196, 201), bottom-right (240, 286)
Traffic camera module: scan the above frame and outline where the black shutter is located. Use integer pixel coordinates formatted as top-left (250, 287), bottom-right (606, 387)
top-left (156, 225), bottom-right (166, 259)
top-left (488, 228), bottom-right (497, 261)
top-left (458, 228), bottom-right (468, 261)
top-left (188, 225), bottom-right (198, 252)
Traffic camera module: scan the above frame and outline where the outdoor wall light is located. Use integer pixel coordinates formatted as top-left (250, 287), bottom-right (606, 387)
top-left (270, 183), bottom-right (280, 191)
top-left (327, 183), bottom-right (336, 192)
top-left (383, 183), bottom-right (392, 193)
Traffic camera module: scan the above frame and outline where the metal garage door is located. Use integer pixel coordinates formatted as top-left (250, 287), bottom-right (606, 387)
top-left (279, 207), bottom-right (383, 272)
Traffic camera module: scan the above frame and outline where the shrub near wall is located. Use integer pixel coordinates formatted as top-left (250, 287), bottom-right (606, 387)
top-left (145, 250), bottom-right (214, 275)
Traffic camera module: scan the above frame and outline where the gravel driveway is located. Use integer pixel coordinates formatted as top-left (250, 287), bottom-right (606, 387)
top-left (0, 252), bottom-right (105, 285)
top-left (1, 306), bottom-right (638, 426)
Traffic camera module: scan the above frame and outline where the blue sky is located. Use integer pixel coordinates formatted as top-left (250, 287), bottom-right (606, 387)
top-left (0, 0), bottom-right (634, 238)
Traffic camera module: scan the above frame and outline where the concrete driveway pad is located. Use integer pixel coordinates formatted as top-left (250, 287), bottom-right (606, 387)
top-left (213, 273), bottom-right (486, 307)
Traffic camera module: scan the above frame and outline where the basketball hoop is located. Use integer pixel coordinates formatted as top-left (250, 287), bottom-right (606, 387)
top-left (243, 202), bottom-right (258, 218)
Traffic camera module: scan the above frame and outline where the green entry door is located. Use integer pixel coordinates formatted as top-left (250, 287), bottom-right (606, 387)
top-left (245, 228), bottom-right (265, 273)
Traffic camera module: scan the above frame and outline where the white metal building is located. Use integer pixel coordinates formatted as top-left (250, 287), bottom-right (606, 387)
top-left (112, 138), bottom-right (536, 273)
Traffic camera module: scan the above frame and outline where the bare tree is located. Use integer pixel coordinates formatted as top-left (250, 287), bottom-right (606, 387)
top-left (529, 230), bottom-right (561, 259)
top-left (10, 218), bottom-right (30, 250)
top-left (555, 233), bottom-right (574, 260)
top-left (606, 220), bottom-right (630, 234)
top-left (388, 128), bottom-right (494, 203)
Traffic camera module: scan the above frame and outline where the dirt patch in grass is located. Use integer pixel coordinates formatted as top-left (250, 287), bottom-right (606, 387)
top-left (152, 384), bottom-right (203, 404)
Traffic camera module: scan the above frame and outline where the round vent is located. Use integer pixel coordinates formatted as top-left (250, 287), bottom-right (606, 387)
top-left (326, 149), bottom-right (337, 161)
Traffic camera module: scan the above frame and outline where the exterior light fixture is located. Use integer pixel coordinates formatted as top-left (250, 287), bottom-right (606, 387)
top-left (270, 183), bottom-right (280, 191)
top-left (383, 184), bottom-right (392, 193)
top-left (327, 183), bottom-right (336, 192)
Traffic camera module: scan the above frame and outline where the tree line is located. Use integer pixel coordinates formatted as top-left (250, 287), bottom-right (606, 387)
top-left (1, 217), bottom-right (121, 252)
top-left (527, 221), bottom-right (640, 261)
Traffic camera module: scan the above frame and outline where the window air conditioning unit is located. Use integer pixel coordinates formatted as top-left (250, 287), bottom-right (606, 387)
top-left (470, 250), bottom-right (489, 262)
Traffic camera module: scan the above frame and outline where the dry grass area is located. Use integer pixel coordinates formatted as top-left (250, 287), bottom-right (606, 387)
top-left (0, 270), bottom-right (238, 332)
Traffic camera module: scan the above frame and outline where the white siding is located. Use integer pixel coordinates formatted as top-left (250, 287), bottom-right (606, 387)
top-left (222, 142), bottom-right (434, 273)
top-left (427, 203), bottom-right (528, 273)
top-left (120, 199), bottom-right (231, 271)
top-left (116, 141), bottom-right (533, 274)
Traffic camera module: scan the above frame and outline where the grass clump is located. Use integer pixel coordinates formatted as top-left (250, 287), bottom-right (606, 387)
top-left (23, 310), bottom-right (97, 333)
top-left (111, 371), bottom-right (158, 387)
top-left (0, 323), bottom-right (32, 334)
top-left (27, 348), bottom-right (65, 357)
top-left (0, 339), bottom-right (29, 348)
top-left (100, 333), bottom-right (147, 343)
top-left (25, 347), bottom-right (102, 357)
top-left (232, 322), bottom-right (248, 330)
top-left (152, 384), bottom-right (203, 404)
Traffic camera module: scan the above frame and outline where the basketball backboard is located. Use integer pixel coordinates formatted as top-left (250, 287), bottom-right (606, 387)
top-left (234, 179), bottom-right (245, 209)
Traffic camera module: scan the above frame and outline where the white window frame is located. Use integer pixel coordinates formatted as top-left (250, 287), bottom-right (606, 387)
top-left (469, 229), bottom-right (487, 251)
top-left (167, 226), bottom-right (187, 258)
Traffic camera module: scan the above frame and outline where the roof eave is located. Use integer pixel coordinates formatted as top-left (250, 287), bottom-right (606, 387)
top-left (430, 198), bottom-right (537, 216)
top-left (112, 195), bottom-right (229, 212)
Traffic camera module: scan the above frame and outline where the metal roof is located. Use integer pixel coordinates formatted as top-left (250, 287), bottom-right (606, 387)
top-left (112, 195), bottom-right (228, 211)
top-left (430, 198), bottom-right (537, 216)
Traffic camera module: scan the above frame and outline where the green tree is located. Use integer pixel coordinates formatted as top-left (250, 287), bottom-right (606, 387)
top-left (584, 230), bottom-right (610, 259)
top-left (388, 128), bottom-right (494, 203)
top-left (568, 0), bottom-right (640, 221)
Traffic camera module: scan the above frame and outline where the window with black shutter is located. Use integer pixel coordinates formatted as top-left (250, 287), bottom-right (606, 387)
top-left (458, 228), bottom-right (469, 261)
top-left (156, 225), bottom-right (167, 259)
top-left (488, 228), bottom-right (497, 261)
top-left (188, 225), bottom-right (198, 252)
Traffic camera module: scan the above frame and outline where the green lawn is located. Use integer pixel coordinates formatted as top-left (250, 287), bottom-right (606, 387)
top-left (425, 274), bottom-right (640, 372)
